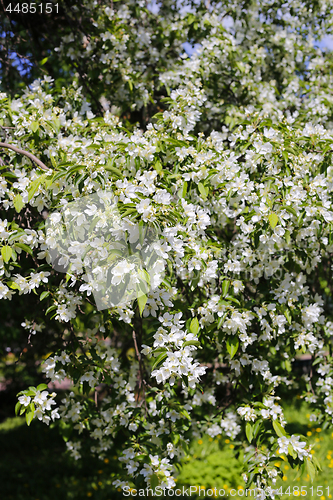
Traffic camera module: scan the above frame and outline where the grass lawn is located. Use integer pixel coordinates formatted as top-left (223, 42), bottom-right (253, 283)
top-left (177, 401), bottom-right (333, 499)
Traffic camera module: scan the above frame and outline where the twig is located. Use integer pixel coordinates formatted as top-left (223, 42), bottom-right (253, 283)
top-left (132, 329), bottom-right (148, 414)
top-left (0, 142), bottom-right (49, 171)
top-left (311, 149), bottom-right (333, 155)
top-left (132, 329), bottom-right (142, 364)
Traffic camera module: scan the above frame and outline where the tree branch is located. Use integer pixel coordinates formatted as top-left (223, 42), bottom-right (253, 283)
top-left (0, 142), bottom-right (49, 171)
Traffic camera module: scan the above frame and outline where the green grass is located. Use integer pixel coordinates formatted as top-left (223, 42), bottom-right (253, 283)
top-left (274, 403), bottom-right (333, 500)
top-left (176, 401), bottom-right (333, 499)
top-left (177, 435), bottom-right (245, 491)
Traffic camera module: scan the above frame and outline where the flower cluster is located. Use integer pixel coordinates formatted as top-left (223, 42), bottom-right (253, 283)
top-left (17, 385), bottom-right (60, 425)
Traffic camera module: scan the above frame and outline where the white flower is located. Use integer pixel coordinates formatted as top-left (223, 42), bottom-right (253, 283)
top-left (261, 409), bottom-right (270, 419)
top-left (302, 303), bottom-right (322, 326)
top-left (18, 395), bottom-right (31, 406)
top-left (277, 436), bottom-right (289, 455)
top-left (153, 190), bottom-right (171, 205)
top-left (51, 408), bottom-right (60, 420)
top-left (289, 435), bottom-right (309, 460)
top-left (33, 390), bottom-right (49, 405)
top-left (80, 371), bottom-right (98, 388)
top-left (111, 260), bottom-right (135, 285)
top-left (237, 406), bottom-right (257, 421)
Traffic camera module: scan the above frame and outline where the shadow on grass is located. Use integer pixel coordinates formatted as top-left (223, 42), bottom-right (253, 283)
top-left (282, 399), bottom-right (311, 437)
top-left (0, 416), bottom-right (122, 500)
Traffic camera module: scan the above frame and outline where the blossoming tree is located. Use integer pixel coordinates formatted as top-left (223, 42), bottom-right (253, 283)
top-left (1, 0), bottom-right (333, 494)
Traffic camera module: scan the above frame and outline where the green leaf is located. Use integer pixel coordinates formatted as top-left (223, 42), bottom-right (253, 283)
top-left (198, 182), bottom-right (208, 200)
top-left (182, 340), bottom-right (201, 348)
top-left (137, 268), bottom-right (151, 287)
top-left (137, 294), bottom-right (147, 317)
top-left (189, 317), bottom-right (200, 335)
top-left (154, 160), bottom-right (162, 173)
top-left (150, 473), bottom-right (159, 489)
top-left (31, 122), bottom-right (39, 133)
top-left (323, 143), bottom-right (333, 154)
top-left (222, 280), bottom-right (230, 297)
top-left (40, 291), bottom-right (50, 301)
top-left (306, 458), bottom-right (316, 483)
top-left (245, 422), bottom-right (253, 443)
top-left (236, 61), bottom-right (246, 73)
top-left (272, 420), bottom-right (287, 437)
top-left (50, 156), bottom-right (57, 169)
top-left (7, 229), bottom-right (25, 243)
top-left (243, 450), bottom-right (256, 464)
top-left (252, 420), bottom-right (262, 440)
top-left (28, 174), bottom-right (46, 201)
top-left (25, 403), bottom-right (35, 426)
top-left (40, 57), bottom-right (48, 66)
top-left (268, 212), bottom-right (278, 229)
top-left (1, 246), bottom-right (12, 263)
top-left (121, 208), bottom-right (137, 219)
top-left (288, 443), bottom-right (297, 459)
top-left (283, 308), bottom-right (292, 325)
top-left (181, 408), bottom-right (191, 420)
top-left (45, 305), bottom-right (57, 316)
top-left (36, 383), bottom-right (48, 391)
top-left (226, 336), bottom-right (239, 359)
top-left (246, 472), bottom-right (255, 487)
top-left (225, 296), bottom-right (241, 305)
top-left (151, 352), bottom-right (168, 372)
top-left (178, 181), bottom-right (188, 199)
top-left (13, 194), bottom-right (25, 213)
top-left (285, 229), bottom-right (291, 244)
top-left (7, 280), bottom-right (20, 290)
top-left (281, 205), bottom-right (297, 217)
top-left (59, 420), bottom-right (73, 443)
top-left (14, 242), bottom-right (33, 256)
top-left (152, 348), bottom-right (167, 356)
top-left (294, 461), bottom-right (306, 481)
top-left (2, 171), bottom-right (17, 178)
top-left (217, 312), bottom-right (228, 330)
top-left (15, 402), bottom-right (22, 416)
top-left (297, 211), bottom-right (305, 227)
top-left (104, 164), bottom-right (122, 177)
top-left (312, 454), bottom-right (322, 472)
top-left (48, 119), bottom-right (61, 135)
